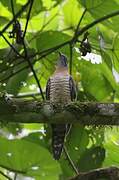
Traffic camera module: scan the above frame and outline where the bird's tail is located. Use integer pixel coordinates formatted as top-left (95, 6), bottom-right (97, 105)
top-left (51, 124), bottom-right (67, 160)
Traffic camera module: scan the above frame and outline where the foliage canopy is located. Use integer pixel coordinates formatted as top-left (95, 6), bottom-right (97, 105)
top-left (0, 0), bottom-right (119, 179)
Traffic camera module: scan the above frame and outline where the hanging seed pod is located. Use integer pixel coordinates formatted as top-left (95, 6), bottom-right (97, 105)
top-left (9, 20), bottom-right (23, 44)
top-left (79, 32), bottom-right (91, 56)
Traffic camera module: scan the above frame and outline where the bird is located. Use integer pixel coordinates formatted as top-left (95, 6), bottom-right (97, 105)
top-left (46, 52), bottom-right (76, 160)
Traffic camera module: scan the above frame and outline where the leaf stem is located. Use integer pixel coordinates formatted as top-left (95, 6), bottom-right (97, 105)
top-left (0, 170), bottom-right (12, 180)
top-left (64, 146), bottom-right (79, 175)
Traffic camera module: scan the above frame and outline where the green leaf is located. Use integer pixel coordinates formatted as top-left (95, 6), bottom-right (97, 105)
top-left (103, 128), bottom-right (119, 167)
top-left (0, 45), bottom-right (20, 71)
top-left (100, 62), bottom-right (119, 93)
top-left (31, 0), bottom-right (45, 17)
top-left (4, 123), bottom-right (22, 135)
top-left (36, 31), bottom-right (71, 53)
top-left (67, 125), bottom-right (89, 161)
top-left (79, 0), bottom-right (119, 32)
top-left (0, 1), bottom-right (119, 177)
top-left (110, 34), bottom-right (119, 72)
top-left (79, 60), bottom-right (113, 101)
top-left (63, 0), bottom-right (83, 27)
top-left (0, 137), bottom-right (61, 179)
top-left (78, 146), bottom-right (105, 171)
top-left (23, 132), bottom-right (46, 147)
top-left (51, 0), bottom-right (62, 7)
top-left (87, 127), bottom-right (104, 146)
top-left (79, 0), bottom-right (105, 10)
top-left (0, 0), bottom-right (21, 14)
top-left (0, 16), bottom-right (9, 25)
top-left (60, 125), bottom-right (89, 178)
top-left (6, 65), bottom-right (28, 95)
top-left (6, 48), bottom-right (35, 95)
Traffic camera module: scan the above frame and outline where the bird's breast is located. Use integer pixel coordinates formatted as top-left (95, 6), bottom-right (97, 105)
top-left (50, 75), bottom-right (71, 104)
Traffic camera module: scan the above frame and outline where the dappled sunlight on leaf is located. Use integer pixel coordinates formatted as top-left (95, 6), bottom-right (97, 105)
top-left (0, 0), bottom-right (119, 179)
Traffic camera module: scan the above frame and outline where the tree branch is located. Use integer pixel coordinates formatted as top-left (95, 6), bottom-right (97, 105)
top-left (69, 166), bottom-right (119, 180)
top-left (77, 10), bottom-right (119, 37)
top-left (1, 95), bottom-right (119, 125)
top-left (1, 6), bottom-right (119, 83)
top-left (0, 170), bottom-right (12, 180)
top-left (23, 0), bottom-right (34, 39)
top-left (21, 0), bottom-right (45, 100)
top-left (72, 8), bottom-right (87, 43)
top-left (23, 40), bottom-right (45, 100)
top-left (0, 0), bottom-right (31, 36)
top-left (0, 39), bottom-right (70, 83)
top-left (1, 34), bottom-right (23, 58)
top-left (11, 92), bottom-right (44, 98)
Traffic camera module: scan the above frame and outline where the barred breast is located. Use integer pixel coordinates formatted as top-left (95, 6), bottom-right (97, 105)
top-left (50, 75), bottom-right (71, 104)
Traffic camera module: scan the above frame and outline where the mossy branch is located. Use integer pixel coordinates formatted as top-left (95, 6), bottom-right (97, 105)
top-left (0, 95), bottom-right (119, 125)
top-left (69, 166), bottom-right (119, 180)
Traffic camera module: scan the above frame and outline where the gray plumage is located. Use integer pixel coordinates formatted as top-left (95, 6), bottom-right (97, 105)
top-left (46, 53), bottom-right (76, 160)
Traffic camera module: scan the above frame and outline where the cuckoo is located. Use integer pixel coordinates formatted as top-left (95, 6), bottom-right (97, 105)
top-left (46, 53), bottom-right (76, 160)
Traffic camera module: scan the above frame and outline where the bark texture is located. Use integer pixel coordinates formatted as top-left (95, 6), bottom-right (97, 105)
top-left (0, 95), bottom-right (119, 125)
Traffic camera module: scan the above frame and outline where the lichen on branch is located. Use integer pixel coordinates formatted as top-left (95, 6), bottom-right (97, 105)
top-left (0, 94), bottom-right (119, 125)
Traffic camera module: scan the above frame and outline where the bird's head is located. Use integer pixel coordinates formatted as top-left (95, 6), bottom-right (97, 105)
top-left (57, 52), bottom-right (68, 68)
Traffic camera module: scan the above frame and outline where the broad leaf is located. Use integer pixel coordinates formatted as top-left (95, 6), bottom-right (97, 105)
top-left (0, 137), bottom-right (61, 180)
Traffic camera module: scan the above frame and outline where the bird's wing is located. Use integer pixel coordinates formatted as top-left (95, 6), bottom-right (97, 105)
top-left (46, 78), bottom-right (51, 100)
top-left (69, 76), bottom-right (76, 101)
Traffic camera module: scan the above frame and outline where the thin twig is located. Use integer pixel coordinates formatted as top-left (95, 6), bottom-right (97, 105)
top-left (29, 40), bottom-right (70, 58)
top-left (11, 0), bottom-right (16, 22)
top-left (0, 56), bottom-right (22, 74)
top-left (23, 41), bottom-right (45, 100)
top-left (60, 26), bottom-right (74, 32)
top-left (69, 8), bottom-right (87, 74)
top-left (1, 9), bottom-right (119, 82)
top-left (0, 37), bottom-right (56, 75)
top-left (29, 13), bottom-right (58, 43)
top-left (0, 62), bottom-right (28, 83)
top-left (1, 34), bottom-right (23, 58)
top-left (0, 170), bottom-right (12, 180)
top-left (77, 10), bottom-right (119, 37)
top-left (74, 8), bottom-right (87, 37)
top-left (0, 165), bottom-right (26, 175)
top-left (0, 0), bottom-right (31, 37)
top-left (0, 38), bottom-right (70, 78)
top-left (64, 146), bottom-right (79, 175)
top-left (0, 40), bottom-right (70, 82)
top-left (22, 0), bottom-right (45, 100)
top-left (14, 173), bottom-right (17, 180)
top-left (23, 0), bottom-right (34, 39)
top-left (12, 92), bottom-right (44, 98)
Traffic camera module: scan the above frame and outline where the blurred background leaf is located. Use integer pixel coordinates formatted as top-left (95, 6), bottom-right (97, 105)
top-left (0, 0), bottom-right (119, 179)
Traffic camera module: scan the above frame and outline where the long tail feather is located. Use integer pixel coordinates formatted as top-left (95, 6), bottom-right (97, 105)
top-left (51, 124), bottom-right (67, 160)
